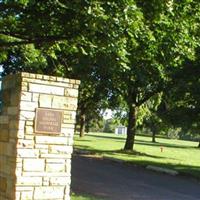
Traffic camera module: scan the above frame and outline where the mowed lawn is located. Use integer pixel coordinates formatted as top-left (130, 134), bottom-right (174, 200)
top-left (74, 132), bottom-right (200, 179)
top-left (71, 193), bottom-right (103, 200)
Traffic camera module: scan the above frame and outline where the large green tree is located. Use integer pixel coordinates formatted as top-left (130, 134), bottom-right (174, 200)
top-left (0, 0), bottom-right (137, 138)
top-left (158, 48), bottom-right (200, 147)
top-left (109, 0), bottom-right (200, 150)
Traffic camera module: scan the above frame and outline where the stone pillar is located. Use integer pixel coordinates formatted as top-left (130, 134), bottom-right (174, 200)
top-left (0, 73), bottom-right (80, 200)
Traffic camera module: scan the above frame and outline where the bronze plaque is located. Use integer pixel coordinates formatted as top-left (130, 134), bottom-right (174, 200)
top-left (35, 108), bottom-right (63, 134)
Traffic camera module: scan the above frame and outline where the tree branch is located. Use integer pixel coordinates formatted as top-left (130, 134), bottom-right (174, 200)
top-left (0, 35), bottom-right (71, 48)
top-left (136, 89), bottom-right (161, 107)
top-left (0, 3), bottom-right (25, 12)
top-left (0, 31), bottom-right (30, 40)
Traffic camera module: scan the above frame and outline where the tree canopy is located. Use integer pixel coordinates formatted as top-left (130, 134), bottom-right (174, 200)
top-left (0, 0), bottom-right (200, 150)
top-left (108, 0), bottom-right (200, 149)
top-left (158, 49), bottom-right (200, 146)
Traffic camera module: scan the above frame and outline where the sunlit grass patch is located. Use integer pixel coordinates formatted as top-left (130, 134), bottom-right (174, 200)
top-left (71, 192), bottom-right (104, 200)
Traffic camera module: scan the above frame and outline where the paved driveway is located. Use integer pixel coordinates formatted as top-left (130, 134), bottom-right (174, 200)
top-left (71, 155), bottom-right (200, 200)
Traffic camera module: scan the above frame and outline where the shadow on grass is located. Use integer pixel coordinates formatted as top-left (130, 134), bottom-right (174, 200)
top-left (86, 134), bottom-right (198, 149)
top-left (75, 139), bottom-right (93, 142)
top-left (86, 134), bottom-right (126, 141)
top-left (74, 145), bottom-right (175, 160)
top-left (135, 140), bottom-right (197, 149)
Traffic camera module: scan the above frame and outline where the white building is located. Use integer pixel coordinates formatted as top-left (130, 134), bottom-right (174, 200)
top-left (115, 126), bottom-right (127, 135)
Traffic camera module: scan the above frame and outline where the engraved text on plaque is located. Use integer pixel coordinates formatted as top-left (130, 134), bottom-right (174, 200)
top-left (35, 108), bottom-right (63, 134)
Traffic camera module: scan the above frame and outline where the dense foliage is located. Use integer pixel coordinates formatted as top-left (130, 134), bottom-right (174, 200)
top-left (0, 0), bottom-right (199, 149)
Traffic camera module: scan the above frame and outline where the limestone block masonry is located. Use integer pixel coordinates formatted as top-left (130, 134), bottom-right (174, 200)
top-left (0, 73), bottom-right (80, 200)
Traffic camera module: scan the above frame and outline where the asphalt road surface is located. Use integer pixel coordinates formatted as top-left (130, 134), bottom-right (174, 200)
top-left (71, 154), bottom-right (200, 200)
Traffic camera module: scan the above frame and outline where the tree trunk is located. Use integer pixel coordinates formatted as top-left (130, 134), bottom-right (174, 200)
top-left (198, 141), bottom-right (200, 148)
top-left (152, 131), bottom-right (156, 143)
top-left (152, 126), bottom-right (156, 143)
top-left (74, 110), bottom-right (79, 134)
top-left (85, 118), bottom-right (90, 133)
top-left (124, 104), bottom-right (137, 150)
top-left (80, 113), bottom-right (86, 137)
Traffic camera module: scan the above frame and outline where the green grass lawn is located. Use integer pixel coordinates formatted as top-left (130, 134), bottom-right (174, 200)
top-left (74, 132), bottom-right (200, 179)
top-left (71, 193), bottom-right (104, 200)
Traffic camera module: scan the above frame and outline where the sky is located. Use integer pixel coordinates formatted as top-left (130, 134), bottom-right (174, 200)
top-left (103, 109), bottom-right (113, 120)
